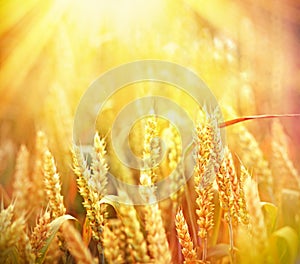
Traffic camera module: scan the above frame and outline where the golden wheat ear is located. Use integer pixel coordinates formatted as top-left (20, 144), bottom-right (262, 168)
top-left (219, 114), bottom-right (300, 128)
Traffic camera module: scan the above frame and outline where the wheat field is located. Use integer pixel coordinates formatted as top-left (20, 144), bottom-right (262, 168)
top-left (0, 1), bottom-right (300, 263)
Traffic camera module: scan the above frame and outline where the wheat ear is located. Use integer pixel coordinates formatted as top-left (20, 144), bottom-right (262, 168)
top-left (43, 149), bottom-right (66, 219)
top-left (175, 209), bottom-right (198, 262)
top-left (271, 121), bottom-right (300, 191)
top-left (62, 221), bottom-right (96, 264)
top-left (232, 125), bottom-right (273, 201)
top-left (31, 131), bottom-right (49, 212)
top-left (244, 175), bottom-right (267, 250)
top-left (194, 110), bottom-right (217, 262)
top-left (12, 145), bottom-right (31, 215)
top-left (72, 146), bottom-right (104, 244)
top-left (117, 191), bottom-right (150, 263)
top-left (139, 116), bottom-right (172, 263)
top-left (0, 202), bottom-right (28, 262)
top-left (142, 116), bottom-right (160, 184)
top-left (103, 219), bottom-right (126, 263)
top-left (103, 224), bottom-right (125, 264)
top-left (163, 125), bottom-right (185, 206)
top-left (30, 209), bottom-right (52, 259)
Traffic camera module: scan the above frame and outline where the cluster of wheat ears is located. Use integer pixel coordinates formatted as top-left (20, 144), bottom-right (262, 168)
top-left (0, 103), bottom-right (299, 264)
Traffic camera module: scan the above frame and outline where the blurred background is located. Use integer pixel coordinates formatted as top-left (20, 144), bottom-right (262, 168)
top-left (1, 0), bottom-right (299, 197)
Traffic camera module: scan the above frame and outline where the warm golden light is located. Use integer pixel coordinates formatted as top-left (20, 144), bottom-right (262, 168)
top-left (0, 0), bottom-right (299, 263)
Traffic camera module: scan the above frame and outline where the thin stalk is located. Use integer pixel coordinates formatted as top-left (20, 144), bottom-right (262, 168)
top-left (202, 237), bottom-right (207, 261)
top-left (228, 216), bottom-right (235, 264)
top-left (228, 216), bottom-right (234, 250)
